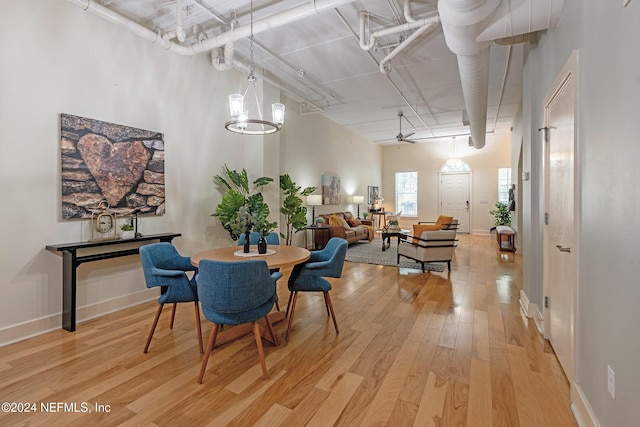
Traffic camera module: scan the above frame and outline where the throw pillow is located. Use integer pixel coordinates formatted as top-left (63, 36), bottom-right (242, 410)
top-left (352, 218), bottom-right (362, 226)
top-left (338, 216), bottom-right (351, 229)
top-left (329, 214), bottom-right (342, 226)
top-left (412, 224), bottom-right (440, 243)
top-left (347, 220), bottom-right (358, 227)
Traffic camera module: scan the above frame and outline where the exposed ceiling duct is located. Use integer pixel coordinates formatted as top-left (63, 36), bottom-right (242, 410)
top-left (67, 0), bottom-right (357, 55)
top-left (438, 0), bottom-right (564, 149)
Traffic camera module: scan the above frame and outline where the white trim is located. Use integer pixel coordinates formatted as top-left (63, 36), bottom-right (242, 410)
top-left (471, 229), bottom-right (491, 235)
top-left (519, 290), bottom-right (543, 333)
top-left (0, 289), bottom-right (156, 347)
top-left (571, 384), bottom-right (601, 427)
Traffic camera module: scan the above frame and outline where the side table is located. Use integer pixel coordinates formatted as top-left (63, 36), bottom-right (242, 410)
top-left (305, 225), bottom-right (331, 250)
top-left (380, 229), bottom-right (410, 251)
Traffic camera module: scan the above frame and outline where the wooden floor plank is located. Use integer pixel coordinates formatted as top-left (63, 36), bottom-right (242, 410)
top-left (467, 358), bottom-right (493, 426)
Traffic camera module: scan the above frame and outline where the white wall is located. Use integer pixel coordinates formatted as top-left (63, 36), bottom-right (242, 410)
top-left (0, 1), bottom-right (378, 344)
top-left (521, 0), bottom-right (640, 425)
top-left (381, 134), bottom-right (511, 233)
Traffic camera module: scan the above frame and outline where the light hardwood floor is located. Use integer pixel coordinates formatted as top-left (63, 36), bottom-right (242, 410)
top-left (0, 234), bottom-right (577, 426)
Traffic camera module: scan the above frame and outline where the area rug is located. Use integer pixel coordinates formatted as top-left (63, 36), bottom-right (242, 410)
top-left (345, 239), bottom-right (445, 272)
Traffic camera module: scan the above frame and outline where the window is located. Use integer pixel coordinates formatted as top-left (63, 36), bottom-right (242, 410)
top-left (498, 167), bottom-right (512, 204)
top-left (395, 172), bottom-right (418, 216)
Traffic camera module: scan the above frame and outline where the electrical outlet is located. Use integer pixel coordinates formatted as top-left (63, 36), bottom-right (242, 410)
top-left (607, 365), bottom-right (615, 399)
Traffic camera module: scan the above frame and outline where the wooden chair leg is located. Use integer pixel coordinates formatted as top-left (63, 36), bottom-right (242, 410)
top-left (324, 292), bottom-right (339, 335)
top-left (144, 304), bottom-right (164, 353)
top-left (285, 291), bottom-right (294, 318)
top-left (198, 324), bottom-right (219, 384)
top-left (169, 303), bottom-right (177, 329)
top-left (285, 292), bottom-right (299, 341)
top-left (253, 322), bottom-right (269, 380)
top-left (264, 313), bottom-right (278, 346)
top-left (274, 293), bottom-right (281, 311)
top-left (194, 302), bottom-right (204, 355)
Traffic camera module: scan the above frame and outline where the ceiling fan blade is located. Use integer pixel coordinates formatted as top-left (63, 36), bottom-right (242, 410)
top-left (403, 138), bottom-right (418, 144)
top-left (403, 132), bottom-right (415, 139)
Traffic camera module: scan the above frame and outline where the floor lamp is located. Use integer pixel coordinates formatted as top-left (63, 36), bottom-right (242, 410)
top-left (352, 195), bottom-right (365, 219)
top-left (306, 195), bottom-right (323, 226)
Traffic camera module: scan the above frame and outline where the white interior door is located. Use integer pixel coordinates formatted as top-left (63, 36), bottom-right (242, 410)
top-left (439, 172), bottom-right (470, 233)
top-left (543, 52), bottom-right (578, 383)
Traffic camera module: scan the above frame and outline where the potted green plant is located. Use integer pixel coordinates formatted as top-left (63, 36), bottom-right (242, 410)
top-left (362, 211), bottom-right (369, 220)
top-left (388, 219), bottom-right (399, 231)
top-left (489, 201), bottom-right (511, 226)
top-left (120, 223), bottom-right (135, 239)
top-left (315, 217), bottom-right (325, 226)
top-left (212, 165), bottom-right (277, 252)
top-left (279, 174), bottom-right (316, 246)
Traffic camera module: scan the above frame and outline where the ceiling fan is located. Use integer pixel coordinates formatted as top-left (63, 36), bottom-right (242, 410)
top-left (396, 112), bottom-right (418, 144)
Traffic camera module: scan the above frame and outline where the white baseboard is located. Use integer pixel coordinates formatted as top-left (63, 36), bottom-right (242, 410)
top-left (571, 383), bottom-right (600, 427)
top-left (519, 290), bottom-right (544, 333)
top-left (472, 229), bottom-right (492, 235)
top-left (0, 289), bottom-right (156, 347)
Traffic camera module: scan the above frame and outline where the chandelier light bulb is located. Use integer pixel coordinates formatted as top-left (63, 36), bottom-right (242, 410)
top-left (272, 103), bottom-right (285, 125)
top-left (229, 94), bottom-right (244, 119)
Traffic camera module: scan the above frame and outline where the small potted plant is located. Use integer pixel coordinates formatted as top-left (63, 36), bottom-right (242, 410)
top-left (388, 219), bottom-right (399, 231)
top-left (120, 223), bottom-right (135, 239)
top-left (362, 212), bottom-right (369, 220)
top-left (315, 217), bottom-right (325, 227)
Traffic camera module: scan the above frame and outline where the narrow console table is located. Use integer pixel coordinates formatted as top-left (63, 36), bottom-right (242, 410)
top-left (46, 233), bottom-right (181, 332)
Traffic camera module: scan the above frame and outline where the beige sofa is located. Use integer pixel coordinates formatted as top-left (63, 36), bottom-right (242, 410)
top-left (314, 211), bottom-right (374, 246)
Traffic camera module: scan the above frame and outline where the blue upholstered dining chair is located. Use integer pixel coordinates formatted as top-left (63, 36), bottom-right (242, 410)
top-left (237, 231), bottom-right (282, 310)
top-left (139, 242), bottom-right (203, 354)
top-left (237, 231), bottom-right (280, 246)
top-left (285, 237), bottom-right (348, 341)
top-left (196, 259), bottom-right (281, 384)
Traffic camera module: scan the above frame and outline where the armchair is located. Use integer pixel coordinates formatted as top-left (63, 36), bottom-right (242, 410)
top-left (397, 229), bottom-right (457, 272)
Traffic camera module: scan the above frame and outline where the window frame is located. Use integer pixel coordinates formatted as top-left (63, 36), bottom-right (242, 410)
top-left (395, 171), bottom-right (418, 217)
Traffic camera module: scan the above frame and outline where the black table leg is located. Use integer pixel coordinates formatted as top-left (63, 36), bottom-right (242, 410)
top-left (62, 250), bottom-right (78, 332)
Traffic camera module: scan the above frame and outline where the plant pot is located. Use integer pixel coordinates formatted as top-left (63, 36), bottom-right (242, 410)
top-left (257, 236), bottom-right (267, 254)
top-left (121, 230), bottom-right (135, 239)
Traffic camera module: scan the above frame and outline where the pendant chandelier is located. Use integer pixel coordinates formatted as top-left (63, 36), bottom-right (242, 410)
top-left (225, 0), bottom-right (285, 135)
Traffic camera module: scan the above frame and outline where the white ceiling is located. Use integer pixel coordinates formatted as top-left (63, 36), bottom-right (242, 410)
top-left (88, 0), bottom-right (523, 147)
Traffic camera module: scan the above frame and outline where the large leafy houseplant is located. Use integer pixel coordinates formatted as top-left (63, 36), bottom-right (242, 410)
top-left (489, 201), bottom-right (511, 226)
top-left (212, 165), bottom-right (277, 241)
top-left (279, 174), bottom-right (316, 246)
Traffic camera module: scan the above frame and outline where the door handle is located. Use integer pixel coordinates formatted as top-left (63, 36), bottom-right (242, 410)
top-left (556, 245), bottom-right (571, 253)
top-left (465, 200), bottom-right (469, 210)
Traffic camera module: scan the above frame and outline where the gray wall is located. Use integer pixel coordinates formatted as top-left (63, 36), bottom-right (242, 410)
top-left (522, 0), bottom-right (640, 425)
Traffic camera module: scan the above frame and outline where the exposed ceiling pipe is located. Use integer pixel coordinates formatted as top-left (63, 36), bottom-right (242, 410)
top-left (162, 0), bottom-right (186, 42)
top-left (379, 22), bottom-right (436, 75)
top-left (358, 11), bottom-right (439, 51)
top-left (67, 0), bottom-right (357, 55)
top-left (438, 0), bottom-right (563, 149)
top-left (212, 22), bottom-right (237, 71)
top-left (335, 9), bottom-right (434, 135)
top-left (404, 0), bottom-right (418, 23)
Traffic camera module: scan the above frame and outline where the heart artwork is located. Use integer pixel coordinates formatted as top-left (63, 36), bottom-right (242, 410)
top-left (77, 133), bottom-right (151, 207)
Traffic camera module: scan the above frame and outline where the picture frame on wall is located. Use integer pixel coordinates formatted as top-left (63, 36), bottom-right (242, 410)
top-left (322, 174), bottom-right (341, 205)
top-left (368, 185), bottom-right (379, 205)
top-left (60, 113), bottom-right (165, 219)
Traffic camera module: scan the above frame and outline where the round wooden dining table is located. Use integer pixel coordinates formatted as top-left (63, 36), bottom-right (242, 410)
top-left (190, 244), bottom-right (310, 268)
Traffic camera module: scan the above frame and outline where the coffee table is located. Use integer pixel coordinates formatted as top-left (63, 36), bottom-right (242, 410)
top-left (380, 229), bottom-right (410, 251)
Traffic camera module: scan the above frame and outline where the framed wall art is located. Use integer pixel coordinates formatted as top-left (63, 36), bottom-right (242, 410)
top-left (368, 185), bottom-right (379, 205)
top-left (60, 113), bottom-right (165, 219)
top-left (322, 174), bottom-right (341, 205)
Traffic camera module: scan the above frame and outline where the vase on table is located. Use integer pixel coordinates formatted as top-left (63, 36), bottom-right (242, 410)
top-left (243, 231), bottom-right (251, 253)
top-left (257, 236), bottom-right (267, 254)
